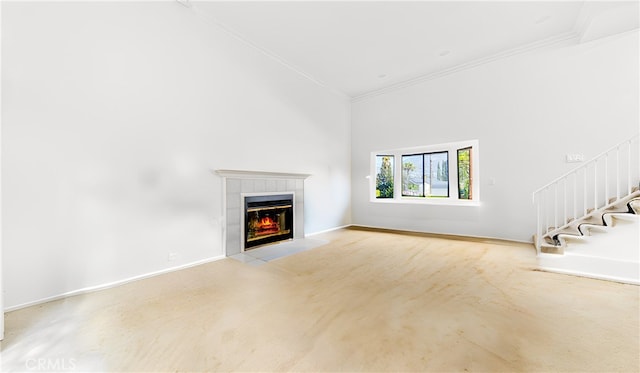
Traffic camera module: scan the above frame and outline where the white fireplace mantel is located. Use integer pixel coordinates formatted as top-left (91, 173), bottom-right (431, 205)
top-left (215, 169), bottom-right (311, 180)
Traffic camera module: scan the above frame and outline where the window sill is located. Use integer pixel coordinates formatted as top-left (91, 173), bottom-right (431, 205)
top-left (370, 197), bottom-right (481, 206)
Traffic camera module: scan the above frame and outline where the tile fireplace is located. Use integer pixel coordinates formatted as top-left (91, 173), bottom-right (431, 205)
top-left (216, 170), bottom-right (310, 256)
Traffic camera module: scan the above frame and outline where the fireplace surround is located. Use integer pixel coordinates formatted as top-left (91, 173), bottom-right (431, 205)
top-left (216, 170), bottom-right (310, 256)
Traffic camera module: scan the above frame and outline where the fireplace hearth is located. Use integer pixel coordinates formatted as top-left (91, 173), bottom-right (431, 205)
top-left (244, 194), bottom-right (294, 250)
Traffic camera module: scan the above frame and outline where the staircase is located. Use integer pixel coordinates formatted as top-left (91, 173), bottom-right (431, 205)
top-left (532, 133), bottom-right (640, 284)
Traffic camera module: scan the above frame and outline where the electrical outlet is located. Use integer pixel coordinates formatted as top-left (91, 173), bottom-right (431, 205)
top-left (566, 154), bottom-right (584, 163)
top-left (168, 252), bottom-right (179, 261)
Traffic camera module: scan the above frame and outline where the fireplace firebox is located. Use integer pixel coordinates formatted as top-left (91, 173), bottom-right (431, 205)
top-left (243, 194), bottom-right (294, 250)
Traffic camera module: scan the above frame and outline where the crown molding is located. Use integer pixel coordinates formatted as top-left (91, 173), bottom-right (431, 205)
top-left (352, 31), bottom-right (579, 103)
top-left (572, 1), bottom-right (639, 44)
top-left (573, 1), bottom-right (593, 41)
top-left (189, 3), bottom-right (351, 101)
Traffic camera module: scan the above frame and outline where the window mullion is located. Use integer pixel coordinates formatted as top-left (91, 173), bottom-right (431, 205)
top-left (449, 149), bottom-right (458, 200)
top-left (394, 152), bottom-right (402, 200)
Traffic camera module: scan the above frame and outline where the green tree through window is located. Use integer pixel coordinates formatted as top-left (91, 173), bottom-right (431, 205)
top-left (376, 155), bottom-right (394, 198)
top-left (457, 147), bottom-right (472, 199)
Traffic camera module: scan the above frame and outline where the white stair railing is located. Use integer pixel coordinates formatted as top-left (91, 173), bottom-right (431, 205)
top-left (532, 133), bottom-right (640, 253)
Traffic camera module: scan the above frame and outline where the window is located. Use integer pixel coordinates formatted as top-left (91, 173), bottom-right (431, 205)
top-left (375, 155), bottom-right (394, 198)
top-left (425, 152), bottom-right (449, 198)
top-left (457, 147), bottom-right (472, 200)
top-left (401, 152), bottom-right (449, 197)
top-left (402, 154), bottom-right (423, 196)
top-left (370, 140), bottom-right (479, 205)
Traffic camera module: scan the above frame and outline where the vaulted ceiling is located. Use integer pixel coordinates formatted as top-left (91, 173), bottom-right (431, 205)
top-left (192, 1), bottom-right (639, 100)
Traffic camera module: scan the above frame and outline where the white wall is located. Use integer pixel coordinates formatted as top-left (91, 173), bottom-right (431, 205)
top-left (1, 2), bottom-right (351, 309)
top-left (352, 31), bottom-right (639, 242)
top-left (0, 0), bottom-right (4, 339)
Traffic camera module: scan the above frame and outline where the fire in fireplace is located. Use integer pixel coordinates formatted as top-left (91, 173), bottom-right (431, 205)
top-left (244, 194), bottom-right (294, 250)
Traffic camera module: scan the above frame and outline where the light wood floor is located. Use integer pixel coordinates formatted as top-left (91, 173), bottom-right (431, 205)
top-left (2, 227), bottom-right (639, 372)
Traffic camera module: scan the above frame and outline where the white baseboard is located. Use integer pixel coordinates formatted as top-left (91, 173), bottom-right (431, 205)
top-left (349, 224), bottom-right (533, 245)
top-left (305, 224), bottom-right (352, 237)
top-left (5, 255), bottom-right (226, 313)
top-left (538, 265), bottom-right (640, 285)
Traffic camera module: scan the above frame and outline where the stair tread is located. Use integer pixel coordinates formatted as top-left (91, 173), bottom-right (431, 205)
top-left (552, 228), bottom-right (581, 236)
top-left (608, 213), bottom-right (640, 221)
top-left (540, 244), bottom-right (564, 255)
top-left (579, 223), bottom-right (610, 231)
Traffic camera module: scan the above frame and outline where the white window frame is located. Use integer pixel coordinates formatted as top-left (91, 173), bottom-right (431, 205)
top-left (370, 139), bottom-right (480, 206)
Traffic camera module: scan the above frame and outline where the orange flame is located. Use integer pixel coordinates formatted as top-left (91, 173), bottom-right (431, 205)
top-left (260, 217), bottom-right (275, 226)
